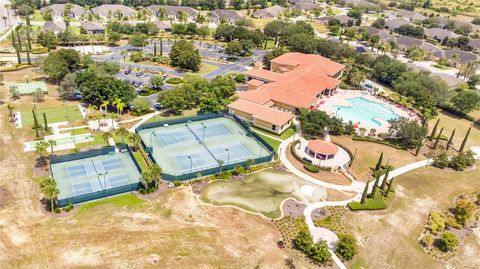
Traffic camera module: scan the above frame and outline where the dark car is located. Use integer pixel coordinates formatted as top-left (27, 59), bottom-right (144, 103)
top-left (154, 103), bottom-right (163, 110)
top-left (136, 72), bottom-right (144, 77)
top-left (124, 69), bottom-right (132, 75)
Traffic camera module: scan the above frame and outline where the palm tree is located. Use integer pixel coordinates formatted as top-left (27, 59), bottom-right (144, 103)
top-left (218, 160), bottom-right (225, 175)
top-left (102, 130), bottom-right (113, 146)
top-left (87, 104), bottom-right (98, 120)
top-left (128, 133), bottom-right (141, 150)
top-left (115, 127), bottom-right (129, 144)
top-left (35, 141), bottom-right (49, 164)
top-left (39, 177), bottom-right (59, 211)
top-left (94, 33), bottom-right (105, 53)
top-left (6, 103), bottom-right (14, 122)
top-left (47, 139), bottom-right (57, 156)
top-left (101, 100), bottom-right (109, 119)
top-left (141, 170), bottom-right (154, 190)
top-left (150, 164), bottom-right (162, 190)
top-left (112, 98), bottom-right (125, 115)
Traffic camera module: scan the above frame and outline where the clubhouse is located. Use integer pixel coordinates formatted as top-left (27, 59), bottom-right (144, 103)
top-left (228, 53), bottom-right (344, 134)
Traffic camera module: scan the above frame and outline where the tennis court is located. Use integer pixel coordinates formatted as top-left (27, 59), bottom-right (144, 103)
top-left (51, 149), bottom-right (141, 205)
top-left (10, 81), bottom-right (47, 95)
top-left (20, 105), bottom-right (84, 126)
top-left (137, 116), bottom-right (273, 179)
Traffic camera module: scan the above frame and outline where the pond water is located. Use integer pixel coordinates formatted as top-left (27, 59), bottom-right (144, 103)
top-left (200, 168), bottom-right (325, 218)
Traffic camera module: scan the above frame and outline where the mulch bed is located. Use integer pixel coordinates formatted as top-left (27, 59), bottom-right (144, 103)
top-left (32, 162), bottom-right (50, 177)
top-left (192, 181), bottom-right (209, 194)
top-left (311, 208), bottom-right (329, 222)
top-left (282, 198), bottom-right (306, 217)
top-left (136, 183), bottom-right (170, 200)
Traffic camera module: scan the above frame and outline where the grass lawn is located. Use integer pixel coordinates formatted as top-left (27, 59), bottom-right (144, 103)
top-left (21, 105), bottom-right (84, 126)
top-left (429, 110), bottom-right (480, 151)
top-left (310, 22), bottom-right (329, 33)
top-left (145, 108), bottom-right (199, 123)
top-left (31, 10), bottom-right (44, 21)
top-left (343, 165), bottom-right (480, 269)
top-left (251, 126), bottom-right (295, 140)
top-left (331, 135), bottom-right (421, 181)
top-left (132, 151), bottom-right (149, 171)
top-left (76, 194), bottom-right (145, 215)
top-left (257, 133), bottom-right (281, 153)
top-left (188, 63), bottom-right (219, 75)
top-left (432, 64), bottom-right (450, 70)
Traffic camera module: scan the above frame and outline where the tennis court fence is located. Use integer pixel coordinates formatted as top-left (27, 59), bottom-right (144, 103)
top-left (135, 113), bottom-right (274, 181)
top-left (51, 145), bottom-right (143, 207)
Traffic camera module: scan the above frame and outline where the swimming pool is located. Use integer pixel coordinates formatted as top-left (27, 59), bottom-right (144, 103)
top-left (333, 97), bottom-right (400, 129)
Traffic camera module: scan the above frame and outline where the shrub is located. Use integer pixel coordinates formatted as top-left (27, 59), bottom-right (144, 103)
top-left (68, 203), bottom-right (74, 210)
top-left (422, 233), bottom-right (434, 246)
top-left (438, 231), bottom-right (459, 252)
top-left (427, 212), bottom-right (445, 234)
top-left (335, 234), bottom-right (357, 261)
top-left (455, 199), bottom-right (476, 226)
top-left (449, 151), bottom-right (476, 171)
top-left (54, 208), bottom-right (61, 213)
top-left (64, 207), bottom-right (71, 212)
top-left (234, 73), bottom-right (245, 83)
top-left (173, 180), bottom-right (182, 187)
top-left (433, 152), bottom-right (449, 169)
top-left (304, 163), bottom-right (320, 173)
top-left (165, 77), bottom-right (184, 84)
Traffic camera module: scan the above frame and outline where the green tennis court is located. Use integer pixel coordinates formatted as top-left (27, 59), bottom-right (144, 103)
top-left (10, 81), bottom-right (47, 95)
top-left (20, 105), bottom-right (84, 126)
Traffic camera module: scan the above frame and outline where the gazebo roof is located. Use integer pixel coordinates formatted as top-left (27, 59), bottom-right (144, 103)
top-left (307, 140), bottom-right (338, 155)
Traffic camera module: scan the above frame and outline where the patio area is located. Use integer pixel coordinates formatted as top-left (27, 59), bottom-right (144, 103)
top-left (316, 90), bottom-right (412, 134)
top-left (293, 138), bottom-right (351, 168)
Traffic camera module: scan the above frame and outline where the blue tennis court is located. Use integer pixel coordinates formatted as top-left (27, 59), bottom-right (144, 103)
top-left (107, 174), bottom-right (129, 188)
top-left (209, 142), bottom-right (253, 164)
top-left (172, 148), bottom-right (218, 173)
top-left (66, 158), bottom-right (121, 179)
top-left (155, 123), bottom-right (232, 148)
top-left (71, 179), bottom-right (103, 196)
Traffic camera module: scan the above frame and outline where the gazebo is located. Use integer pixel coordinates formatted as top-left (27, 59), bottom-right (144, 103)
top-left (306, 140), bottom-right (338, 160)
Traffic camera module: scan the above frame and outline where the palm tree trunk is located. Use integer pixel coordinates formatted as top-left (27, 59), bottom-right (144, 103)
top-left (50, 197), bottom-right (54, 211)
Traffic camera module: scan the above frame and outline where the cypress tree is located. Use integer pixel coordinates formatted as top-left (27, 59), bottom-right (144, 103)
top-left (32, 109), bottom-right (40, 139)
top-left (374, 152), bottom-right (383, 171)
top-left (370, 175), bottom-right (380, 198)
top-left (381, 167), bottom-right (390, 190)
top-left (433, 127), bottom-right (443, 149)
top-left (446, 129), bottom-right (455, 150)
top-left (153, 41), bottom-right (157, 56)
top-left (415, 140), bottom-right (422, 156)
top-left (386, 177), bottom-right (394, 197)
top-left (12, 31), bottom-right (21, 64)
top-left (159, 38), bottom-right (163, 56)
top-left (25, 15), bottom-right (32, 64)
top-left (429, 119), bottom-right (439, 141)
top-left (43, 113), bottom-right (49, 132)
top-left (361, 181), bottom-right (369, 204)
top-left (459, 127), bottom-right (471, 153)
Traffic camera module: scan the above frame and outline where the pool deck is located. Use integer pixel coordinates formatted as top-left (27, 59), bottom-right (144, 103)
top-left (317, 90), bottom-right (411, 133)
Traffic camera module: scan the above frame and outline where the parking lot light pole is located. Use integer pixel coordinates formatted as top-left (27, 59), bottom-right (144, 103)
top-left (149, 131), bottom-right (156, 154)
top-left (225, 148), bottom-right (230, 165)
top-left (188, 156), bottom-right (192, 173)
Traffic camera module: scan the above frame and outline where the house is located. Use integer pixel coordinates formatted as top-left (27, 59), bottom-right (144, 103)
top-left (91, 4), bottom-right (136, 20)
top-left (43, 21), bottom-right (66, 34)
top-left (146, 5), bottom-right (198, 22)
top-left (293, 1), bottom-right (318, 11)
top-left (209, 9), bottom-right (242, 24)
top-left (395, 36), bottom-right (423, 51)
top-left (40, 4), bottom-right (85, 22)
top-left (424, 28), bottom-right (459, 42)
top-left (81, 22), bottom-right (105, 34)
top-left (252, 5), bottom-right (284, 19)
top-left (394, 10), bottom-right (426, 23)
top-left (227, 99), bottom-right (294, 134)
top-left (384, 18), bottom-right (409, 31)
top-left (317, 15), bottom-right (358, 26)
top-left (468, 39), bottom-right (480, 52)
top-left (344, 0), bottom-right (379, 11)
top-left (420, 42), bottom-right (444, 61)
top-left (444, 49), bottom-right (479, 67)
top-left (152, 20), bottom-right (172, 32)
top-left (362, 26), bottom-right (395, 42)
top-left (236, 53), bottom-right (344, 116)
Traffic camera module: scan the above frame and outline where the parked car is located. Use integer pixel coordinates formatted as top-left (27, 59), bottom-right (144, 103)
top-left (154, 103), bottom-right (163, 110)
top-left (136, 72), bottom-right (144, 77)
top-left (124, 69), bottom-right (132, 75)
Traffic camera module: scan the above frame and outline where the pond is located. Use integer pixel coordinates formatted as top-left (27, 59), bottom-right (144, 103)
top-left (200, 168), bottom-right (326, 219)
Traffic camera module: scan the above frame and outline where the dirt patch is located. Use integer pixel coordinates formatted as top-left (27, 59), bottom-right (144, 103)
top-left (0, 187), bottom-right (14, 208)
top-left (286, 144), bottom-right (351, 185)
top-left (325, 188), bottom-right (357, 201)
top-left (282, 199), bottom-right (306, 218)
top-left (192, 181), bottom-right (209, 194)
top-left (136, 183), bottom-right (170, 200)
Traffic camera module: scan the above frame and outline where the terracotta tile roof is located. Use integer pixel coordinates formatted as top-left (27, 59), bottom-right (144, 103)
top-left (245, 69), bottom-right (283, 82)
top-left (270, 52), bottom-right (344, 77)
top-left (247, 79), bottom-right (265, 87)
top-left (228, 99), bottom-right (293, 126)
top-left (307, 140), bottom-right (338, 155)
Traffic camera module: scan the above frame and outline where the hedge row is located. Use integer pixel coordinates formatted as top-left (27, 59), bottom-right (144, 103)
top-left (331, 140), bottom-right (354, 167)
top-left (352, 136), bottom-right (406, 150)
top-left (304, 163), bottom-right (320, 173)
